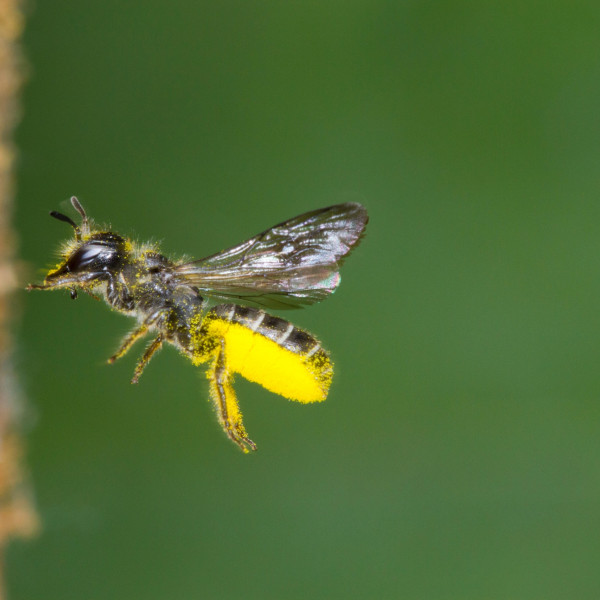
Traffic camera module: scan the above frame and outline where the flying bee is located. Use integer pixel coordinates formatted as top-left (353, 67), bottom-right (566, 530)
top-left (27, 197), bottom-right (368, 452)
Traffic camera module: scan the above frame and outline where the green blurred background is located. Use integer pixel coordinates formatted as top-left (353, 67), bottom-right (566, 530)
top-left (9, 1), bottom-right (600, 598)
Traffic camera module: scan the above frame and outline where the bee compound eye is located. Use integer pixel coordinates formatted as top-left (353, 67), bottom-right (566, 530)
top-left (67, 243), bottom-right (115, 272)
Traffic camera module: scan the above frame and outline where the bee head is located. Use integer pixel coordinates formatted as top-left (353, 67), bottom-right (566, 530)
top-left (28, 197), bottom-right (128, 295)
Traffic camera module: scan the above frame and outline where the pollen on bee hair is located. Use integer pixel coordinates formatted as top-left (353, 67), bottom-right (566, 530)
top-left (58, 239), bottom-right (78, 258)
top-left (136, 242), bottom-right (160, 258)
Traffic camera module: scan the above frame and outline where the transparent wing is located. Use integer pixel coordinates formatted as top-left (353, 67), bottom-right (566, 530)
top-left (172, 202), bottom-right (368, 309)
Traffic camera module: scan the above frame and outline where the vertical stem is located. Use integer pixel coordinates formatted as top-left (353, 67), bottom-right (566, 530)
top-left (0, 0), bottom-right (39, 597)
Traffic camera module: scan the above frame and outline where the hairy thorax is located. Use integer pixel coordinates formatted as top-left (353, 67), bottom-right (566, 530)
top-left (104, 250), bottom-right (206, 352)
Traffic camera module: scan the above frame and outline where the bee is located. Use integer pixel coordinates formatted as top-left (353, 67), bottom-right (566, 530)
top-left (27, 197), bottom-right (368, 452)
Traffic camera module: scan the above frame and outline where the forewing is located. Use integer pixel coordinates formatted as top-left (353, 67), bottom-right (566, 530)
top-left (172, 202), bottom-right (368, 309)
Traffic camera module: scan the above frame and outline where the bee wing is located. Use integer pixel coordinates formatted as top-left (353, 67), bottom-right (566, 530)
top-left (172, 202), bottom-right (368, 309)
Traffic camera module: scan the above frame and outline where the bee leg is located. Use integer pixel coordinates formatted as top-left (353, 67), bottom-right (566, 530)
top-left (208, 339), bottom-right (257, 453)
top-left (108, 324), bottom-right (149, 364)
top-left (131, 334), bottom-right (163, 384)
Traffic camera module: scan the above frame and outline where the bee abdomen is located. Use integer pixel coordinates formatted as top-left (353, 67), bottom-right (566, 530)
top-left (207, 303), bottom-right (332, 403)
top-left (214, 304), bottom-right (320, 356)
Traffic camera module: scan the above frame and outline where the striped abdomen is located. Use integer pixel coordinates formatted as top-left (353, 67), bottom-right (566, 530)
top-left (217, 304), bottom-right (323, 355)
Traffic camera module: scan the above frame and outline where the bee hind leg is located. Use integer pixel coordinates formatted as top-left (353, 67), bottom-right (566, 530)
top-left (208, 339), bottom-right (257, 453)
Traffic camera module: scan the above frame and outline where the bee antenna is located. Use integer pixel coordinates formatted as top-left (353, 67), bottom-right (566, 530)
top-left (50, 210), bottom-right (82, 241)
top-left (70, 196), bottom-right (90, 237)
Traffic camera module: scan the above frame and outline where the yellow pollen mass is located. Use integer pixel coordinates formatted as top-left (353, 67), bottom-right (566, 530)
top-left (204, 319), bottom-right (331, 403)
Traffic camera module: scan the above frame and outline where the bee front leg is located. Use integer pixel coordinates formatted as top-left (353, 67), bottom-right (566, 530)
top-left (208, 339), bottom-right (257, 453)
